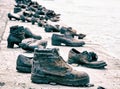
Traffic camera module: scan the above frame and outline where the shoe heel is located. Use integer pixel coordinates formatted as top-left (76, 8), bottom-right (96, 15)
top-left (8, 13), bottom-right (12, 20)
top-left (8, 16), bottom-right (12, 20)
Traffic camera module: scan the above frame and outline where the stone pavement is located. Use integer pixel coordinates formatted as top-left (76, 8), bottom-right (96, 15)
top-left (0, 0), bottom-right (14, 42)
top-left (0, 0), bottom-right (120, 89)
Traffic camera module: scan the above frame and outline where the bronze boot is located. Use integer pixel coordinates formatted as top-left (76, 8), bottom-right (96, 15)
top-left (31, 48), bottom-right (89, 86)
top-left (68, 48), bottom-right (107, 69)
top-left (7, 26), bottom-right (25, 48)
top-left (52, 34), bottom-right (85, 47)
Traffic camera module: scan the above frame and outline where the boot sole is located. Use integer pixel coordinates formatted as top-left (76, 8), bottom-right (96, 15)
top-left (52, 40), bottom-right (85, 47)
top-left (81, 63), bottom-right (107, 69)
top-left (16, 66), bottom-right (31, 73)
top-left (31, 74), bottom-right (89, 86)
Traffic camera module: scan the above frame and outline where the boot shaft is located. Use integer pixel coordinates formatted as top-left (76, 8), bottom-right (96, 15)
top-left (9, 25), bottom-right (25, 40)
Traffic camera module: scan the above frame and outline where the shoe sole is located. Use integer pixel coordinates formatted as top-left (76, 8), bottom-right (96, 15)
top-left (81, 63), bottom-right (107, 69)
top-left (52, 40), bottom-right (85, 47)
top-left (31, 74), bottom-right (89, 86)
top-left (16, 66), bottom-right (31, 73)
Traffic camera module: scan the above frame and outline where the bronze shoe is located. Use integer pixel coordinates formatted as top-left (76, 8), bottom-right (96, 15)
top-left (31, 48), bottom-right (90, 86)
top-left (52, 34), bottom-right (85, 47)
top-left (68, 48), bottom-right (107, 69)
top-left (16, 54), bottom-right (33, 73)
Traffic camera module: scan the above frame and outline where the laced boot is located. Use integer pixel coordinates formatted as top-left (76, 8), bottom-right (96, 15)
top-left (68, 48), bottom-right (107, 69)
top-left (44, 24), bottom-right (60, 32)
top-left (7, 26), bottom-right (25, 48)
top-left (16, 54), bottom-right (33, 73)
top-left (52, 34), bottom-right (85, 47)
top-left (8, 13), bottom-right (20, 21)
top-left (19, 38), bottom-right (47, 52)
top-left (31, 48), bottom-right (90, 86)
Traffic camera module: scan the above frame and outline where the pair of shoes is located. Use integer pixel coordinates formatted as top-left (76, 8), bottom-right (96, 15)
top-left (16, 48), bottom-right (90, 86)
top-left (19, 38), bottom-right (47, 52)
top-left (60, 26), bottom-right (86, 39)
top-left (68, 48), bottom-right (107, 69)
top-left (52, 34), bottom-right (85, 47)
top-left (7, 25), bottom-right (42, 48)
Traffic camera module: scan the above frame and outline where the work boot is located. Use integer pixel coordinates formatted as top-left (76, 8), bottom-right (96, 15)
top-left (16, 54), bottom-right (33, 73)
top-left (31, 48), bottom-right (90, 86)
top-left (19, 38), bottom-right (47, 52)
top-left (7, 26), bottom-right (25, 48)
top-left (60, 26), bottom-right (86, 39)
top-left (8, 13), bottom-right (20, 21)
top-left (52, 34), bottom-right (85, 47)
top-left (44, 24), bottom-right (60, 32)
top-left (68, 48), bottom-right (107, 69)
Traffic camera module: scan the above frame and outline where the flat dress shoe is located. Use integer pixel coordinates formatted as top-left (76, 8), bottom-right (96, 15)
top-left (68, 48), bottom-right (107, 69)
